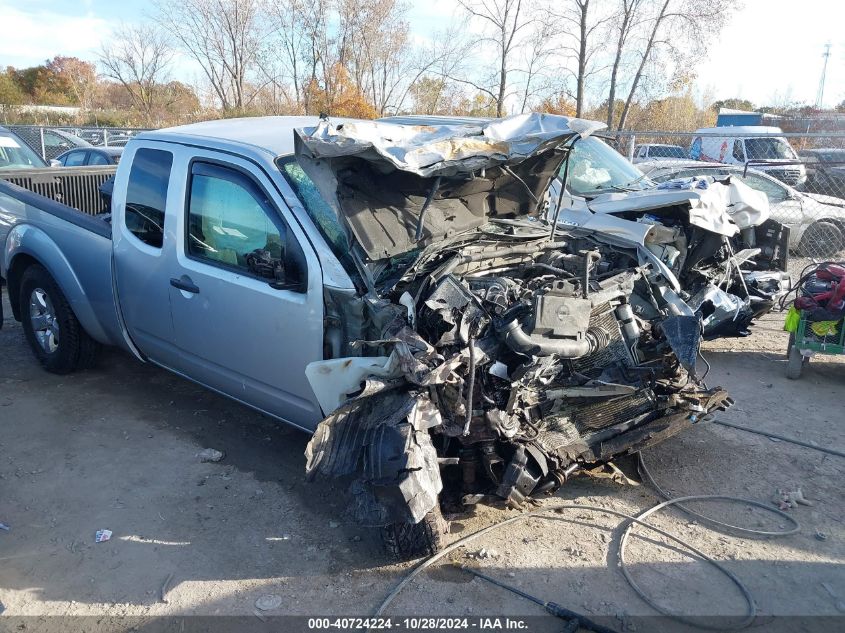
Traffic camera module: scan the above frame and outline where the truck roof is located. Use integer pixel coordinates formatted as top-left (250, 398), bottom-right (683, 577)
top-left (139, 116), bottom-right (323, 159)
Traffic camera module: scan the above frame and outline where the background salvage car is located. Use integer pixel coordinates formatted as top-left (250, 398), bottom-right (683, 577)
top-left (642, 160), bottom-right (845, 257)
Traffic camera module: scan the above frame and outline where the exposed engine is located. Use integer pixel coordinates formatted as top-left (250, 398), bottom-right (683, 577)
top-left (306, 232), bottom-right (730, 526)
top-left (295, 113), bottom-right (734, 555)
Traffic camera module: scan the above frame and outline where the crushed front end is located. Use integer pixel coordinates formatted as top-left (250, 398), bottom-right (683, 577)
top-left (296, 114), bottom-right (732, 556)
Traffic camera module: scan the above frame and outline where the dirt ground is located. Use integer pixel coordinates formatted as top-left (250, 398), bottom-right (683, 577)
top-left (1, 290), bottom-right (843, 633)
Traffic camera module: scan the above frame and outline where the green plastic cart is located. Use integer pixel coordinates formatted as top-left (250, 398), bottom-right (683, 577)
top-left (785, 312), bottom-right (845, 379)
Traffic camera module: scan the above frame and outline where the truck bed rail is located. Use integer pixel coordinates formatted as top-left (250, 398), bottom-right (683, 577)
top-left (0, 166), bottom-right (116, 216)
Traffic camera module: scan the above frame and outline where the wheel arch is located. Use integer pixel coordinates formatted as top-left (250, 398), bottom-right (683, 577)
top-left (6, 252), bottom-right (41, 321)
top-left (4, 225), bottom-right (110, 342)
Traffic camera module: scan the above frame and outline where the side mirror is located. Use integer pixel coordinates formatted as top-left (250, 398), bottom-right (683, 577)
top-left (49, 159), bottom-right (62, 168)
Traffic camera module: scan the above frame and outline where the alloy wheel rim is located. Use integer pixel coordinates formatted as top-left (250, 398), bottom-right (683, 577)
top-left (29, 288), bottom-right (59, 353)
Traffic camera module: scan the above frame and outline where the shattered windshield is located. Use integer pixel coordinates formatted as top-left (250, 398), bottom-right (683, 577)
top-left (565, 137), bottom-right (652, 196)
top-left (745, 138), bottom-right (796, 160)
top-left (277, 157), bottom-right (356, 273)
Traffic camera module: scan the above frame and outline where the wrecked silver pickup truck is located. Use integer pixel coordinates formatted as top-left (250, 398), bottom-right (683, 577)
top-left (298, 115), bottom-right (731, 558)
top-left (0, 113), bottom-right (731, 560)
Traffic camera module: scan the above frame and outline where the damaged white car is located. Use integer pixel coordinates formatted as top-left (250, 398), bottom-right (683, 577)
top-left (298, 114), bottom-right (733, 558)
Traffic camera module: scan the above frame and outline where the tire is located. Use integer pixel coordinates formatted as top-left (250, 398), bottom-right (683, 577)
top-left (786, 334), bottom-right (804, 380)
top-left (19, 264), bottom-right (99, 374)
top-left (381, 506), bottom-right (445, 561)
top-left (798, 221), bottom-right (845, 258)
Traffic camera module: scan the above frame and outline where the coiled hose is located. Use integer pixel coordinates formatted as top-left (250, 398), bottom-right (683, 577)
top-left (372, 453), bottom-right (800, 631)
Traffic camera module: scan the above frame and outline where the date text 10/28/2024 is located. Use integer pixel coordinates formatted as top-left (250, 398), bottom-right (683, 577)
top-left (307, 618), bottom-right (530, 630)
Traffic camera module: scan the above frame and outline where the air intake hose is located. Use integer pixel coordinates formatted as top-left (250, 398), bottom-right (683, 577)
top-left (497, 318), bottom-right (609, 358)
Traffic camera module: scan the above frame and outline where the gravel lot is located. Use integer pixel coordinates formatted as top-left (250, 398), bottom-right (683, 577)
top-left (1, 291), bottom-right (843, 632)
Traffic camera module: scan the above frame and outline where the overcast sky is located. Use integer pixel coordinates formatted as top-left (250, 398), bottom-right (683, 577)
top-left (2, 0), bottom-right (842, 109)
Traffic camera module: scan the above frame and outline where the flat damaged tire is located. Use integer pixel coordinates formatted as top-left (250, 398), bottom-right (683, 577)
top-left (19, 264), bottom-right (99, 374)
top-left (381, 505), bottom-right (445, 561)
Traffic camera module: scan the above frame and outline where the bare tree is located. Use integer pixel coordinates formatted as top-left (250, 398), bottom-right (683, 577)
top-left (606, 0), bottom-right (645, 128)
top-left (550, 0), bottom-right (613, 117)
top-left (262, 0), bottom-right (334, 113)
top-left (517, 19), bottom-right (560, 113)
top-left (155, 0), bottom-right (266, 112)
top-left (98, 23), bottom-right (174, 122)
top-left (455, 0), bottom-right (536, 117)
top-left (337, 0), bottom-right (413, 115)
top-left (401, 23), bottom-right (474, 114)
top-left (616, 0), bottom-right (733, 131)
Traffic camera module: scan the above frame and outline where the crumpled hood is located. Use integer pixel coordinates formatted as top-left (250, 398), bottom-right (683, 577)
top-left (587, 175), bottom-right (771, 235)
top-left (805, 192), bottom-right (845, 211)
top-left (294, 113), bottom-right (606, 261)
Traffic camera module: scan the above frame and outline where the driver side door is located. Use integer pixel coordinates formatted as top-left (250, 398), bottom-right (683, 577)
top-left (167, 153), bottom-right (325, 431)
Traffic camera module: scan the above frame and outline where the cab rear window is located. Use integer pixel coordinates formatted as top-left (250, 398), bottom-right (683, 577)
top-left (125, 149), bottom-right (173, 248)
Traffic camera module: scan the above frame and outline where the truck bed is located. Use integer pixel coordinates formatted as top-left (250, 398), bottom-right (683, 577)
top-left (0, 178), bottom-right (124, 348)
top-left (0, 178), bottom-right (111, 239)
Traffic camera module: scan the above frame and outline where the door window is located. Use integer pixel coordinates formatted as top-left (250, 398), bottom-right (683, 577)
top-left (88, 152), bottom-right (110, 166)
top-left (186, 162), bottom-right (298, 285)
top-left (739, 173), bottom-right (789, 203)
top-left (44, 132), bottom-right (70, 153)
top-left (124, 148), bottom-right (173, 248)
top-left (63, 151), bottom-right (86, 166)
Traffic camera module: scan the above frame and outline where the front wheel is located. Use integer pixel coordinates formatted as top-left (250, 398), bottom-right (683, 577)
top-left (19, 264), bottom-right (99, 374)
top-left (381, 506), bottom-right (446, 561)
top-left (798, 221), bottom-right (845, 258)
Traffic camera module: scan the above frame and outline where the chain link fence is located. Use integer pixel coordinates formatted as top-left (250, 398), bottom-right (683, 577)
top-left (607, 130), bottom-right (845, 263)
top-left (6, 126), bottom-right (151, 161)
top-left (5, 123), bottom-right (845, 262)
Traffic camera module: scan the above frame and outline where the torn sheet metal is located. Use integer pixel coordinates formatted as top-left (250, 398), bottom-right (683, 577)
top-left (688, 284), bottom-right (754, 338)
top-left (587, 176), bottom-right (770, 236)
top-left (296, 113), bottom-right (606, 178)
top-left (589, 186), bottom-right (739, 237)
top-left (305, 391), bottom-right (443, 524)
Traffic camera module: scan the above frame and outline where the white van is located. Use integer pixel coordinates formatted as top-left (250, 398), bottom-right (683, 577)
top-left (690, 126), bottom-right (806, 187)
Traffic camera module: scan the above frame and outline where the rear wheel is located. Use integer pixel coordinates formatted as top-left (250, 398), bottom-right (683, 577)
top-left (798, 221), bottom-right (845, 258)
top-left (19, 265), bottom-right (99, 374)
top-left (381, 506), bottom-right (445, 561)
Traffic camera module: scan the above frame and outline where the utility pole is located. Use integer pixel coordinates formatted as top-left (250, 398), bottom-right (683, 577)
top-left (816, 42), bottom-right (831, 108)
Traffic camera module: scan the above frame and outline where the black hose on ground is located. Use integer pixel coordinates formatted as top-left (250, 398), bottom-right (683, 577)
top-left (711, 419), bottom-right (845, 459)
top-left (637, 454), bottom-right (800, 538)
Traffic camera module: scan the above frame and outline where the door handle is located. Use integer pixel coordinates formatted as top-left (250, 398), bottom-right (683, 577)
top-left (170, 277), bottom-right (200, 294)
